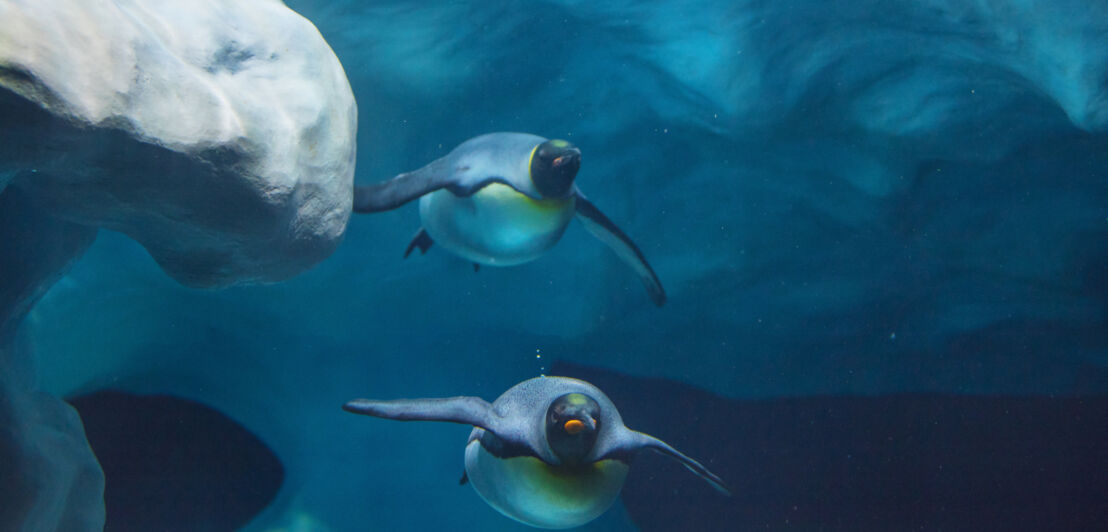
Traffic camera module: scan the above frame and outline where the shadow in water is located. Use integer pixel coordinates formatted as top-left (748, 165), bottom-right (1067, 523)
top-left (553, 361), bottom-right (1108, 532)
top-left (69, 391), bottom-right (283, 532)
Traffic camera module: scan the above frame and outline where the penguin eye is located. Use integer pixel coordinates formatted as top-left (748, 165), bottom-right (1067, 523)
top-left (552, 156), bottom-right (567, 167)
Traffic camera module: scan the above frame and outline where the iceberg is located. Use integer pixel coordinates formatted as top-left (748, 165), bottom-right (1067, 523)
top-left (0, 0), bottom-right (354, 530)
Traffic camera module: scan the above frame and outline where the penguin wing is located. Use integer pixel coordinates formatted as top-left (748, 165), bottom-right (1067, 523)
top-left (598, 429), bottom-right (731, 496)
top-left (574, 192), bottom-right (667, 306)
top-left (343, 397), bottom-right (500, 432)
top-left (353, 157), bottom-right (454, 213)
top-left (353, 156), bottom-right (526, 213)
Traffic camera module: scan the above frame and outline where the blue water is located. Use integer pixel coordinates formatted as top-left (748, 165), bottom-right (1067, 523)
top-left (5, 0), bottom-right (1108, 530)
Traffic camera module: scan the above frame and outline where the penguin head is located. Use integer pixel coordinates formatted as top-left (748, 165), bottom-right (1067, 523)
top-left (529, 139), bottom-right (581, 198)
top-left (545, 392), bottom-right (601, 466)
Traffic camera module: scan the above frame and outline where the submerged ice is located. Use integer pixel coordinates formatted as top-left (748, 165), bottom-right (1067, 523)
top-left (0, 0), bottom-right (355, 286)
top-left (0, 0), bottom-right (353, 530)
top-left (1, 0), bottom-right (1106, 531)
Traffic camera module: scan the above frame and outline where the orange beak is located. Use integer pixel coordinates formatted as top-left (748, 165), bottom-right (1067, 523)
top-left (564, 419), bottom-right (585, 434)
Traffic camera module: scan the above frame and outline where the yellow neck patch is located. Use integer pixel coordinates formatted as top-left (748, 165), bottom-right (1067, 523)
top-left (527, 143), bottom-right (540, 183)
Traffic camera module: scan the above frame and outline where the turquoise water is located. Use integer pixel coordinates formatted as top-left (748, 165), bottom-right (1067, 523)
top-left (2, 0), bottom-right (1107, 530)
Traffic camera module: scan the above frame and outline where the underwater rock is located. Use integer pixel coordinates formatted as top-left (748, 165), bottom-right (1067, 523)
top-left (0, 1), bottom-right (353, 530)
top-left (0, 359), bottom-right (105, 532)
top-left (0, 0), bottom-right (356, 287)
top-left (0, 189), bottom-right (102, 532)
top-left (68, 391), bottom-right (284, 532)
top-left (0, 189), bottom-right (96, 342)
top-left (553, 362), bottom-right (1108, 531)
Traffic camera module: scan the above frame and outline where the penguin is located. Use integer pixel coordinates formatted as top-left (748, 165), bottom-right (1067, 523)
top-left (343, 376), bottom-right (729, 529)
top-left (352, 133), bottom-right (666, 306)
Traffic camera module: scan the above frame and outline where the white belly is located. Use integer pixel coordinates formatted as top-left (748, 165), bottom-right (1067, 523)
top-left (419, 184), bottom-right (575, 266)
top-left (464, 440), bottom-right (629, 529)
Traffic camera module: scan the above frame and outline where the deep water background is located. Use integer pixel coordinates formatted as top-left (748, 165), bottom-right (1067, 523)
top-left (14, 0), bottom-right (1108, 530)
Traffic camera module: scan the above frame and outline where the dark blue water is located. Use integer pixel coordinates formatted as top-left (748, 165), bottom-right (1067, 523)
top-left (3, 1), bottom-right (1107, 531)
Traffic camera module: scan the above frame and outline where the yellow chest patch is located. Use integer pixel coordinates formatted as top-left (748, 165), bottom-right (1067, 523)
top-left (419, 184), bottom-right (576, 266)
top-left (464, 440), bottom-right (629, 529)
top-left (474, 183), bottom-right (573, 213)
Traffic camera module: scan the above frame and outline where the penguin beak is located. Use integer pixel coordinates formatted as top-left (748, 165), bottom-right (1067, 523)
top-left (564, 416), bottom-right (596, 435)
top-left (551, 149), bottom-right (581, 168)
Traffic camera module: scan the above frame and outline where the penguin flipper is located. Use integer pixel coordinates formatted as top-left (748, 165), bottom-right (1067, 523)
top-left (574, 193), bottom-right (667, 306)
top-left (404, 229), bottom-right (434, 258)
top-left (353, 158), bottom-right (454, 213)
top-left (343, 396), bottom-right (498, 433)
top-left (601, 430), bottom-right (730, 496)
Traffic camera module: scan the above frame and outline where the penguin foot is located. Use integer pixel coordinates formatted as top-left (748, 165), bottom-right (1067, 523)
top-left (404, 228), bottom-right (434, 258)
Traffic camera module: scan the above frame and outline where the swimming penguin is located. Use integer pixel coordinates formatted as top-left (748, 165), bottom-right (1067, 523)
top-left (343, 376), bottom-right (728, 529)
top-left (352, 133), bottom-right (666, 306)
